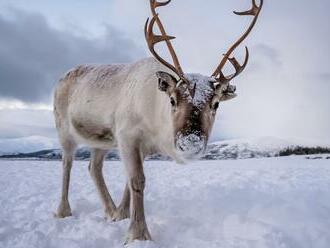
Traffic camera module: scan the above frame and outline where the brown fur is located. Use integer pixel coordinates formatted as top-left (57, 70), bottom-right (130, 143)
top-left (167, 83), bottom-right (216, 147)
top-left (72, 119), bottom-right (113, 142)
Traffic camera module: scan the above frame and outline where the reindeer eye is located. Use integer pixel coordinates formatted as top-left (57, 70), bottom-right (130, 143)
top-left (170, 97), bottom-right (176, 107)
top-left (213, 102), bottom-right (219, 111)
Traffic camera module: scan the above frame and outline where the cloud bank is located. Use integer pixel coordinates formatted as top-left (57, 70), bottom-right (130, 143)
top-left (0, 8), bottom-right (144, 103)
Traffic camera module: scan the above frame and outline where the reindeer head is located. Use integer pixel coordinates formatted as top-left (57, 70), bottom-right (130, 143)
top-left (145, 0), bottom-right (263, 159)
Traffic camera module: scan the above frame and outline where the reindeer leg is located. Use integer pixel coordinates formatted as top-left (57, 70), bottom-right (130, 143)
top-left (89, 148), bottom-right (117, 219)
top-left (55, 140), bottom-right (76, 218)
top-left (119, 140), bottom-right (151, 243)
top-left (113, 183), bottom-right (130, 221)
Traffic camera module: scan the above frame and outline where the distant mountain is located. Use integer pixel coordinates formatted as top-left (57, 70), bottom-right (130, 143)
top-left (203, 137), bottom-right (292, 160)
top-left (1, 137), bottom-right (329, 161)
top-left (203, 137), bottom-right (330, 160)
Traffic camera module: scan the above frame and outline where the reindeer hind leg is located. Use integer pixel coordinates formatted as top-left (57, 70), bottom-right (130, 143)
top-left (113, 183), bottom-right (130, 221)
top-left (55, 137), bottom-right (76, 218)
top-left (89, 148), bottom-right (117, 220)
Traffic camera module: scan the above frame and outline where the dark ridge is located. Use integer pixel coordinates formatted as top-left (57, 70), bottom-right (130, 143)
top-left (278, 146), bottom-right (330, 157)
top-left (0, 149), bottom-right (62, 159)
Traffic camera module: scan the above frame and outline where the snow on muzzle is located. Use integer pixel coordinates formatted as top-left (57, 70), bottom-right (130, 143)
top-left (175, 133), bottom-right (206, 160)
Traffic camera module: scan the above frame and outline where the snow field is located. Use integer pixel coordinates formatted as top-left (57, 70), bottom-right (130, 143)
top-left (0, 156), bottom-right (330, 248)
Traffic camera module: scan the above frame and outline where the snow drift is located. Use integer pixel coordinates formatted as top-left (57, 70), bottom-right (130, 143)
top-left (0, 156), bottom-right (329, 248)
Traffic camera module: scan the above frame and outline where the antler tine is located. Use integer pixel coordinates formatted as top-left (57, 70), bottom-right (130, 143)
top-left (212, 0), bottom-right (263, 83)
top-left (144, 16), bottom-right (178, 74)
top-left (234, 0), bottom-right (261, 16)
top-left (153, 0), bottom-right (172, 8)
top-left (226, 46), bottom-right (250, 81)
top-left (146, 0), bottom-right (185, 79)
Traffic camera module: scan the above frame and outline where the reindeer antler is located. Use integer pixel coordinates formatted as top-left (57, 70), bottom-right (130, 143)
top-left (212, 0), bottom-right (263, 84)
top-left (145, 0), bottom-right (186, 81)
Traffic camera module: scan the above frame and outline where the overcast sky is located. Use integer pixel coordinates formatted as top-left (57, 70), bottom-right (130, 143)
top-left (0, 0), bottom-right (329, 144)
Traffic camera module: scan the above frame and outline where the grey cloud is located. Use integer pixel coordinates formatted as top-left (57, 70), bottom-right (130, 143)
top-left (318, 73), bottom-right (330, 83)
top-left (253, 44), bottom-right (282, 66)
top-left (303, 72), bottom-right (330, 85)
top-left (0, 8), bottom-right (145, 103)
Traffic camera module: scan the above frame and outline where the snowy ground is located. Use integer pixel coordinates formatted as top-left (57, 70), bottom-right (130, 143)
top-left (0, 156), bottom-right (330, 248)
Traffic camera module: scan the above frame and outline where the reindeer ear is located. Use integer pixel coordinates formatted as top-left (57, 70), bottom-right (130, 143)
top-left (156, 71), bottom-right (177, 93)
top-left (216, 84), bottom-right (238, 102)
top-left (220, 93), bottom-right (237, 102)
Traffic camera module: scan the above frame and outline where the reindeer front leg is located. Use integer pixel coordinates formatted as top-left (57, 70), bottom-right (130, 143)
top-left (119, 139), bottom-right (151, 243)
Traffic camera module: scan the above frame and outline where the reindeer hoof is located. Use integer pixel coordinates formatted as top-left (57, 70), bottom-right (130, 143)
top-left (54, 201), bottom-right (72, 218)
top-left (124, 221), bottom-right (152, 244)
top-left (112, 207), bottom-right (130, 222)
top-left (103, 208), bottom-right (117, 221)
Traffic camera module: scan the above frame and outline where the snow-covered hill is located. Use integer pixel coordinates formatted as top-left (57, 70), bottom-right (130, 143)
top-left (204, 137), bottom-right (294, 160)
top-left (0, 157), bottom-right (329, 248)
top-left (1, 136), bottom-right (329, 160)
top-left (203, 137), bottom-right (329, 160)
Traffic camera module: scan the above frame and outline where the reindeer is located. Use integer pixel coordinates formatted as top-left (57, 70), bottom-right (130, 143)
top-left (53, 0), bottom-right (263, 243)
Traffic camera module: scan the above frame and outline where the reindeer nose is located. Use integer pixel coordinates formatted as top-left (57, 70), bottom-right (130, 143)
top-left (178, 145), bottom-right (185, 152)
top-left (176, 134), bottom-right (206, 158)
